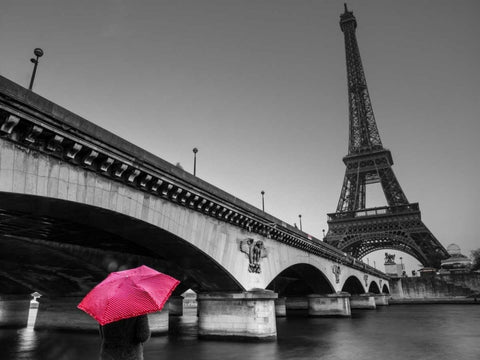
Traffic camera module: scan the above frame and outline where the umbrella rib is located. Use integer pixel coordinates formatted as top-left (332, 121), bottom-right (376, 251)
top-left (135, 282), bottom-right (163, 308)
top-left (135, 277), bottom-right (179, 311)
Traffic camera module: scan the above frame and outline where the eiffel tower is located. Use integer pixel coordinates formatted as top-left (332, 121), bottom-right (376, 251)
top-left (323, 5), bottom-right (449, 268)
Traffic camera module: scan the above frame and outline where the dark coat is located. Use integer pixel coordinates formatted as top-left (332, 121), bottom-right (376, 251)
top-left (99, 315), bottom-right (151, 360)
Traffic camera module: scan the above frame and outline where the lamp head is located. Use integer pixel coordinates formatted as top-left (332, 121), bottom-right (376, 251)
top-left (34, 48), bottom-right (44, 57)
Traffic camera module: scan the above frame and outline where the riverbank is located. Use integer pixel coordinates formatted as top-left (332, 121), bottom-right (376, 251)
top-left (389, 297), bottom-right (479, 305)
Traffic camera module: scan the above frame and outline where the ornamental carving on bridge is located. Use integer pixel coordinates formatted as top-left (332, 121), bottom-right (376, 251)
top-left (240, 238), bottom-right (268, 274)
top-left (332, 264), bottom-right (341, 283)
top-left (364, 274), bottom-right (369, 287)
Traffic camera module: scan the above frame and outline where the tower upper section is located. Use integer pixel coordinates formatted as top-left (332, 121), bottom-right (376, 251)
top-left (340, 4), bottom-right (383, 155)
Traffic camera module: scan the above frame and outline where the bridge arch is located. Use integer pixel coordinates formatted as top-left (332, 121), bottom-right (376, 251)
top-left (382, 284), bottom-right (390, 294)
top-left (368, 281), bottom-right (380, 294)
top-left (0, 192), bottom-right (244, 296)
top-left (266, 263), bottom-right (334, 297)
top-left (0, 99), bottom-right (390, 298)
top-left (341, 275), bottom-right (365, 294)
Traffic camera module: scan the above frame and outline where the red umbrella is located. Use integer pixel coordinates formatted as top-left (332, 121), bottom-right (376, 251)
top-left (78, 265), bottom-right (180, 325)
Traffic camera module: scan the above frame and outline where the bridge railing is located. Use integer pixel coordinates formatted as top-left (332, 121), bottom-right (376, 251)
top-left (0, 75), bottom-right (388, 280)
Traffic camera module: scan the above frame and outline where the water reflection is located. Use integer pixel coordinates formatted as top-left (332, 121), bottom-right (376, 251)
top-left (16, 328), bottom-right (38, 359)
top-left (1, 305), bottom-right (480, 360)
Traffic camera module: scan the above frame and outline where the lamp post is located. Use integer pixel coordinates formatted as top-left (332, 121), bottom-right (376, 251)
top-left (298, 214), bottom-right (302, 231)
top-left (29, 48), bottom-right (44, 91)
top-left (261, 191), bottom-right (265, 212)
top-left (192, 147), bottom-right (198, 176)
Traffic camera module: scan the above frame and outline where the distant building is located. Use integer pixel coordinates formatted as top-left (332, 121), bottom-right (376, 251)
top-left (439, 244), bottom-right (472, 273)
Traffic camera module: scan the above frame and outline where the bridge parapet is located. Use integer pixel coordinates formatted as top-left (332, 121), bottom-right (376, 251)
top-left (0, 76), bottom-right (387, 280)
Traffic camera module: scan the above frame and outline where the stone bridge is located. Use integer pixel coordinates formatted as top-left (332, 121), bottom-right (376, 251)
top-left (0, 76), bottom-right (389, 340)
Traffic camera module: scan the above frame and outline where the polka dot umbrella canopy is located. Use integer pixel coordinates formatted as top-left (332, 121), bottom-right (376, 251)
top-left (78, 265), bottom-right (180, 326)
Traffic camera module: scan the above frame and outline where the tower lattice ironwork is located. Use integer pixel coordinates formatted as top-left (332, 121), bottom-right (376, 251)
top-left (323, 5), bottom-right (448, 268)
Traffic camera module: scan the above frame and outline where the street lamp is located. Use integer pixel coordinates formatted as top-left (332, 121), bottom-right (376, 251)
top-left (29, 48), bottom-right (44, 91)
top-left (192, 147), bottom-right (198, 176)
top-left (261, 191), bottom-right (265, 212)
top-left (298, 214), bottom-right (302, 231)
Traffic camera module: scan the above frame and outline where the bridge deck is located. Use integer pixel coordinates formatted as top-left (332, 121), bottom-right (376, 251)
top-left (0, 75), bottom-right (388, 279)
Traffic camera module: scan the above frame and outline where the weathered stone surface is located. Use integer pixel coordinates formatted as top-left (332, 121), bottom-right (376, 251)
top-left (390, 274), bottom-right (479, 301)
top-left (197, 290), bottom-right (277, 341)
top-left (350, 294), bottom-right (376, 309)
top-left (374, 294), bottom-right (389, 306)
top-left (308, 293), bottom-right (351, 317)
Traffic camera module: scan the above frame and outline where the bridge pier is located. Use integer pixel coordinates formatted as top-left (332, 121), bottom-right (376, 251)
top-left (197, 290), bottom-right (277, 341)
top-left (285, 296), bottom-right (309, 315)
top-left (35, 297), bottom-right (97, 331)
top-left (168, 296), bottom-right (184, 316)
top-left (350, 294), bottom-right (376, 309)
top-left (148, 307), bottom-right (170, 335)
top-left (374, 293), bottom-right (389, 306)
top-left (275, 297), bottom-right (286, 317)
top-left (0, 295), bottom-right (30, 328)
top-left (307, 293), bottom-right (351, 317)
top-left (33, 297), bottom-right (169, 334)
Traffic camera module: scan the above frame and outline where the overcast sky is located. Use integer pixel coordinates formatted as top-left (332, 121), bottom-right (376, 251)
top-left (1, 0), bottom-right (478, 272)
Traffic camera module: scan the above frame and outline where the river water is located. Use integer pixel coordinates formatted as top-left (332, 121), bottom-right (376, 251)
top-left (1, 305), bottom-right (479, 360)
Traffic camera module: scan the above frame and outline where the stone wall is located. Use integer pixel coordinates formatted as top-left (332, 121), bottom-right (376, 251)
top-left (390, 273), bottom-right (480, 302)
top-left (437, 273), bottom-right (480, 292)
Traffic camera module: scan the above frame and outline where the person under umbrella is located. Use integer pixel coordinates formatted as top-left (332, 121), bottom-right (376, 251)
top-left (78, 265), bottom-right (180, 360)
top-left (99, 314), bottom-right (150, 360)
